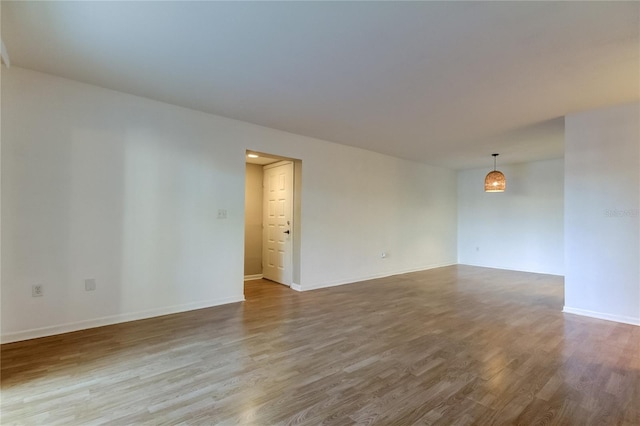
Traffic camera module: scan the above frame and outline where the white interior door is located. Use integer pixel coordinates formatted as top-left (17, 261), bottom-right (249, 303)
top-left (263, 161), bottom-right (293, 285)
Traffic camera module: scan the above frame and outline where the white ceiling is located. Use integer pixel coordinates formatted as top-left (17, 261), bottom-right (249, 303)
top-left (2, 1), bottom-right (638, 169)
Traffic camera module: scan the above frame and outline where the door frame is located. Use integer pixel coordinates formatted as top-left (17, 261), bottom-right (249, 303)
top-left (244, 151), bottom-right (302, 290)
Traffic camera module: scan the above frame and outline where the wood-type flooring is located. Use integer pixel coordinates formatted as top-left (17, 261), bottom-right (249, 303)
top-left (1, 265), bottom-right (639, 425)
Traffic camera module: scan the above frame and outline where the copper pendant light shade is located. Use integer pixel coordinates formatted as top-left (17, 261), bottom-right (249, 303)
top-left (485, 154), bottom-right (506, 192)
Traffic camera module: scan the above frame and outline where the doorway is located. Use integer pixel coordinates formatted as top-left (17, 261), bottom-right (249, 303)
top-left (244, 151), bottom-right (301, 290)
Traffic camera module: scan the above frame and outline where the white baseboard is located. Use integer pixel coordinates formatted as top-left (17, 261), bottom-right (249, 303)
top-left (244, 274), bottom-right (263, 281)
top-left (296, 262), bottom-right (456, 292)
top-left (562, 306), bottom-right (640, 326)
top-left (1, 296), bottom-right (245, 344)
top-left (457, 262), bottom-right (564, 277)
top-left (290, 282), bottom-right (302, 292)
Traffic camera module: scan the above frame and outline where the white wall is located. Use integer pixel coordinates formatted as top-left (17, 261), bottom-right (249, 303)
top-left (457, 159), bottom-right (564, 275)
top-left (1, 68), bottom-right (458, 342)
top-left (292, 143), bottom-right (457, 290)
top-left (244, 164), bottom-right (262, 276)
top-left (564, 102), bottom-right (639, 325)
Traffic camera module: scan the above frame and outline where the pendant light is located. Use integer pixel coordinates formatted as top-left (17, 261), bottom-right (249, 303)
top-left (484, 153), bottom-right (506, 192)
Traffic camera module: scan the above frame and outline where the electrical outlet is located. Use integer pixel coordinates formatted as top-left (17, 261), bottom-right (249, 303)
top-left (32, 285), bottom-right (43, 297)
top-left (84, 278), bottom-right (96, 291)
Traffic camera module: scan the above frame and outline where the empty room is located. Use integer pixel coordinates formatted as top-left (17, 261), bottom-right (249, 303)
top-left (1, 2), bottom-right (639, 425)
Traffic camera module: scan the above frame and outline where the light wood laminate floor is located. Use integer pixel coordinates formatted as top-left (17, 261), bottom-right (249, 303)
top-left (2, 265), bottom-right (639, 425)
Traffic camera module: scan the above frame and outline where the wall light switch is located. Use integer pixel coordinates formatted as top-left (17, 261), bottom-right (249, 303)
top-left (217, 209), bottom-right (227, 219)
top-left (85, 278), bottom-right (96, 291)
top-left (32, 285), bottom-right (43, 297)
